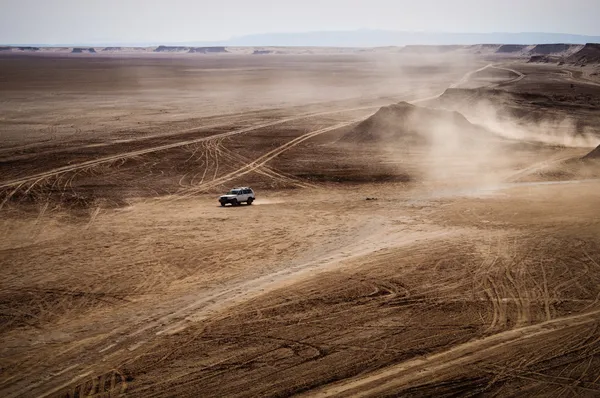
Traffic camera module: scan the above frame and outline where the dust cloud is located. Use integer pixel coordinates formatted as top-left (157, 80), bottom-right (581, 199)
top-left (464, 99), bottom-right (600, 148)
top-left (346, 100), bottom-right (513, 190)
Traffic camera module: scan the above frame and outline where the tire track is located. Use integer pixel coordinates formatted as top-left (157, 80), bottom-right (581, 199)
top-left (449, 64), bottom-right (494, 88)
top-left (173, 120), bottom-right (363, 198)
top-left (306, 309), bottom-right (600, 397)
top-left (505, 154), bottom-right (575, 183)
top-left (560, 68), bottom-right (600, 88)
top-left (0, 106), bottom-right (385, 191)
top-left (490, 65), bottom-right (526, 87)
top-left (0, 62), bottom-right (499, 193)
top-left (3, 63), bottom-right (514, 398)
top-left (216, 139), bottom-right (317, 189)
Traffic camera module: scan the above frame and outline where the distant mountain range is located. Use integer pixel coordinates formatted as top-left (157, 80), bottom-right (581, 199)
top-left (6, 30), bottom-right (600, 48)
top-left (219, 30), bottom-right (600, 47)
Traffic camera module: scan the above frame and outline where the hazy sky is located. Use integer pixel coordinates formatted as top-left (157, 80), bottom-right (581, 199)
top-left (1, 0), bottom-right (599, 44)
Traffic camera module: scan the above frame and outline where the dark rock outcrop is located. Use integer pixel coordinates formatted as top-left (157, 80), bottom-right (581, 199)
top-left (527, 55), bottom-right (560, 63)
top-left (496, 45), bottom-right (528, 53)
top-left (154, 46), bottom-right (188, 52)
top-left (188, 47), bottom-right (228, 53)
top-left (565, 43), bottom-right (600, 66)
top-left (529, 43), bottom-right (582, 55)
top-left (71, 48), bottom-right (96, 53)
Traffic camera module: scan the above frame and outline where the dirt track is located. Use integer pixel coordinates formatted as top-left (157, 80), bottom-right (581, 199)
top-left (1, 52), bottom-right (600, 398)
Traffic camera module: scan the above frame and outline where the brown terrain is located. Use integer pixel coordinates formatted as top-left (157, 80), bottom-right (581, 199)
top-left (1, 47), bottom-right (600, 397)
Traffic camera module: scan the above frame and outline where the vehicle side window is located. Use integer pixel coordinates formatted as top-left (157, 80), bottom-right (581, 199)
top-left (244, 189), bottom-right (251, 194)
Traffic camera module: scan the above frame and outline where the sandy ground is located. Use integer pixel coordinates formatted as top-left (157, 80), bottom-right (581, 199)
top-left (1, 53), bottom-right (600, 397)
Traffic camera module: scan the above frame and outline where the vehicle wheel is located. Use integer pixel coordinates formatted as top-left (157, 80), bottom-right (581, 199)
top-left (247, 198), bottom-right (254, 205)
top-left (220, 202), bottom-right (225, 207)
top-left (231, 199), bottom-right (238, 206)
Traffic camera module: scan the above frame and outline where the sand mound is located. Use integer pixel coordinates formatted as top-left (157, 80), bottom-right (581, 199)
top-left (340, 102), bottom-right (486, 144)
top-left (565, 43), bottom-right (600, 66)
top-left (252, 50), bottom-right (273, 55)
top-left (583, 145), bottom-right (600, 159)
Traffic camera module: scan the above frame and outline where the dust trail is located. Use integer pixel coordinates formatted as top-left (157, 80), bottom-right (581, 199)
top-left (252, 198), bottom-right (285, 205)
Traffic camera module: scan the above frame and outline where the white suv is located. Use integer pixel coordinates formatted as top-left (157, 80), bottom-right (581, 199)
top-left (219, 187), bottom-right (255, 206)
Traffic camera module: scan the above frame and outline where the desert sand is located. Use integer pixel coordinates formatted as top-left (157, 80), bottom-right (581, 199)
top-left (1, 47), bottom-right (600, 397)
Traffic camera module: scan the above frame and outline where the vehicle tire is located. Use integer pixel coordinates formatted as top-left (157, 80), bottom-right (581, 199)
top-left (220, 202), bottom-right (225, 207)
top-left (231, 199), bottom-right (238, 206)
top-left (247, 198), bottom-right (254, 205)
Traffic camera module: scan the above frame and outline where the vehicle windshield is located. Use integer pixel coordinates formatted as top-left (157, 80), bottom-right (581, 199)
top-left (228, 190), bottom-right (241, 195)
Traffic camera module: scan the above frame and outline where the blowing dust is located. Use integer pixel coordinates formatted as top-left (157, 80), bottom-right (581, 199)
top-left (346, 101), bottom-right (515, 190)
top-left (465, 99), bottom-right (600, 148)
top-left (251, 198), bottom-right (285, 205)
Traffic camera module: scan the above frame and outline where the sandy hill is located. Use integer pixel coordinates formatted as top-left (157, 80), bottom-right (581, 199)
top-left (583, 145), bottom-right (600, 159)
top-left (339, 102), bottom-right (489, 145)
top-left (565, 43), bottom-right (600, 66)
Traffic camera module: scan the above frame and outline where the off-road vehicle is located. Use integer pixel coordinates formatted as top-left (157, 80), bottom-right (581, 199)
top-left (218, 187), bottom-right (255, 206)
